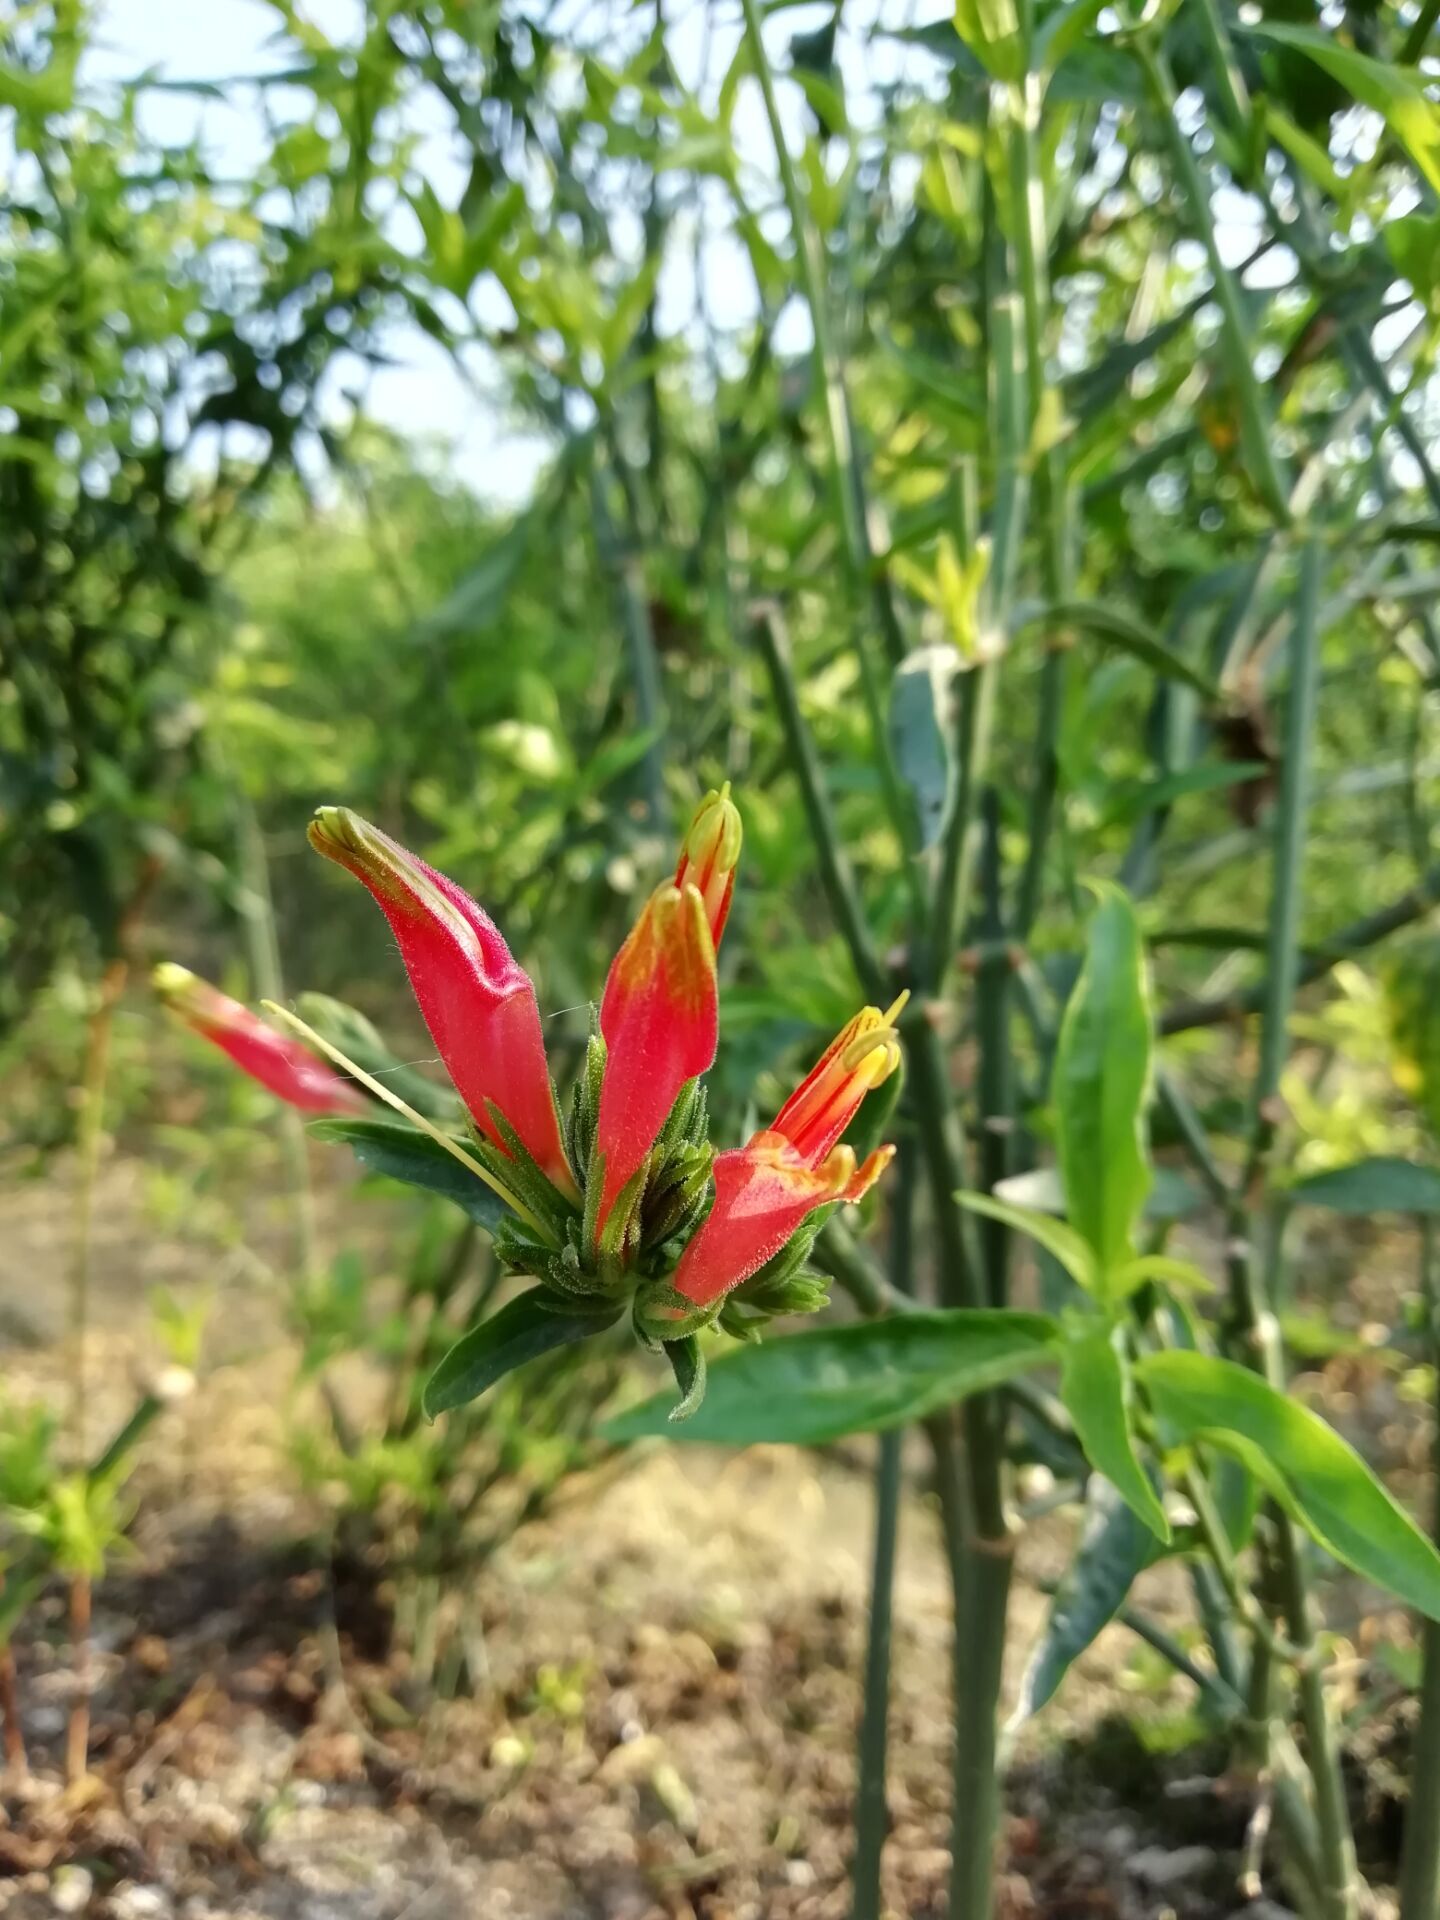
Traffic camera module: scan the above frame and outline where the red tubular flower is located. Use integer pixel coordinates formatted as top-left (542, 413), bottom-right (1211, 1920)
top-left (594, 882), bottom-right (718, 1227)
top-left (672, 995), bottom-right (907, 1308)
top-left (155, 964), bottom-right (369, 1116)
top-left (592, 788), bottom-right (742, 1229)
top-left (307, 808), bottom-right (576, 1197)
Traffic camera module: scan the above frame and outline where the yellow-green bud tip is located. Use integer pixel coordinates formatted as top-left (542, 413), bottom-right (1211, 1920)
top-left (152, 962), bottom-right (197, 1002)
top-left (681, 784), bottom-right (743, 874)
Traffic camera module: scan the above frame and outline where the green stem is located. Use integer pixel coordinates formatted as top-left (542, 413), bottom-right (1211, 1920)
top-left (1252, 542), bottom-right (1322, 1145)
top-left (736, 0), bottom-right (885, 643)
top-left (946, 1539), bottom-right (1014, 1920)
top-left (851, 1150), bottom-right (916, 1919)
top-left (737, 0), bottom-right (926, 917)
top-left (235, 784), bottom-right (318, 1279)
top-left (905, 941), bottom-right (1012, 1920)
top-left (88, 1394), bottom-right (162, 1483)
top-left (755, 610), bottom-right (886, 998)
top-left (1120, 1604), bottom-right (1245, 1714)
top-left (818, 1216), bottom-right (913, 1317)
top-left (1134, 33), bottom-right (1290, 524)
top-left (593, 449), bottom-right (668, 830)
top-left (1402, 0), bottom-right (1440, 61)
top-left (932, 658), bottom-right (997, 979)
top-left (1159, 859), bottom-right (1440, 1036)
top-left (1399, 1218), bottom-right (1440, 1920)
top-left (1154, 1068), bottom-right (1233, 1208)
top-left (1236, 541), bottom-right (1358, 1919)
top-left (975, 792), bottom-right (1013, 1307)
top-left (1277, 1536), bottom-right (1358, 1920)
top-left (1002, 81), bottom-right (1070, 937)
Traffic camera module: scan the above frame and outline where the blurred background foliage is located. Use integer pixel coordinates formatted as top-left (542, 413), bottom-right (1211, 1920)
top-left (5, 0), bottom-right (1440, 1733)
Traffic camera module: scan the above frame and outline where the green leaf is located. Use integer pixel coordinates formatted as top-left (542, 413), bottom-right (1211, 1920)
top-left (1034, 0), bottom-right (1109, 74)
top-left (665, 1337), bottom-right (707, 1422)
top-left (1013, 1475), bottom-right (1159, 1722)
top-left (1288, 1157), bottom-right (1440, 1217)
top-left (296, 995), bottom-right (462, 1121)
top-left (604, 1309), bottom-right (1062, 1447)
top-left (1249, 24), bottom-right (1440, 197)
top-left (1140, 1351), bottom-right (1440, 1620)
top-left (956, 1192), bottom-right (1098, 1291)
top-left (310, 1117), bottom-right (513, 1232)
top-left (1021, 602), bottom-right (1223, 701)
top-left (1107, 1254), bottom-right (1214, 1300)
top-left (408, 513), bottom-right (534, 644)
top-left (1062, 1330), bottom-right (1170, 1541)
top-left (953, 0), bottom-right (1023, 80)
top-left (1054, 883), bottom-right (1154, 1290)
top-left (993, 1164), bottom-right (1202, 1224)
top-left (1096, 762), bottom-right (1269, 831)
top-left (1262, 100), bottom-right (1348, 205)
top-left (423, 1290), bottom-right (617, 1419)
top-left (1386, 211), bottom-right (1440, 307)
top-left (889, 646), bottom-right (955, 850)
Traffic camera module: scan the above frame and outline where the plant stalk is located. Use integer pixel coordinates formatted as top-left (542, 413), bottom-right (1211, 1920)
top-left (851, 1149), bottom-right (916, 1919)
top-left (1236, 542), bottom-right (1358, 1918)
top-left (1133, 33), bottom-right (1290, 524)
top-left (1399, 1217), bottom-right (1440, 1920)
top-left (235, 785), bottom-right (319, 1279)
top-left (755, 610), bottom-right (886, 998)
top-left (737, 0), bottom-right (927, 918)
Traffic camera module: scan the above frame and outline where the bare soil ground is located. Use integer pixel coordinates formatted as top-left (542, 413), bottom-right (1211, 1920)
top-left (0, 1153), bottom-right (1427, 1920)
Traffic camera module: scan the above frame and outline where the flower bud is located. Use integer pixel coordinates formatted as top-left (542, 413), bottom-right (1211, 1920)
top-left (674, 784), bottom-right (742, 948)
top-left (154, 963), bottom-right (368, 1116)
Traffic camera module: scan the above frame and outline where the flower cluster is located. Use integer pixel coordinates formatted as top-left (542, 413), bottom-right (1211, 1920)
top-left (159, 789), bottom-right (902, 1409)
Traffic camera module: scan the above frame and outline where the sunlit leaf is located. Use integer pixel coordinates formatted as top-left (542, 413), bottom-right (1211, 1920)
top-left (605, 1309), bottom-right (1062, 1446)
top-left (1054, 883), bottom-right (1154, 1290)
top-left (1061, 1330), bottom-right (1170, 1540)
top-left (1140, 1351), bottom-right (1440, 1620)
top-left (424, 1290), bottom-right (619, 1418)
top-left (1250, 24), bottom-right (1440, 196)
top-left (957, 1192), bottom-right (1099, 1291)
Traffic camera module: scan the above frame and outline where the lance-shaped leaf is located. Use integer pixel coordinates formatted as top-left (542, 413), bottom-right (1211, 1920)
top-left (1140, 1350), bottom-right (1440, 1621)
top-left (1013, 1475), bottom-right (1161, 1724)
top-left (1054, 883), bottom-right (1154, 1292)
top-left (424, 1289), bottom-right (620, 1418)
top-left (310, 1116), bottom-right (514, 1233)
top-left (1288, 1157), bottom-right (1440, 1218)
top-left (957, 1191), bottom-right (1098, 1291)
top-left (605, 1308), bottom-right (1062, 1446)
top-left (1249, 24), bottom-right (1440, 196)
top-left (1061, 1329), bottom-right (1170, 1541)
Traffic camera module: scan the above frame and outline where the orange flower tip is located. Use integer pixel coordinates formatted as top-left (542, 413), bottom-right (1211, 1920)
top-left (675, 784), bottom-right (742, 946)
top-left (614, 881), bottom-right (716, 1001)
top-left (845, 1143), bottom-right (896, 1204)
